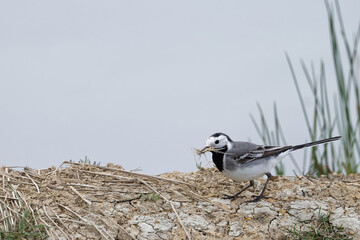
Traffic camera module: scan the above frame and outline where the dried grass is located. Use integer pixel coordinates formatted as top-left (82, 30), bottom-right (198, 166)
top-left (0, 161), bottom-right (206, 239)
top-left (2, 161), bottom-right (358, 239)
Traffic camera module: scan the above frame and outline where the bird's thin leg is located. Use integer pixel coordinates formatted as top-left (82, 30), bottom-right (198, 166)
top-left (248, 172), bottom-right (271, 202)
top-left (223, 180), bottom-right (254, 199)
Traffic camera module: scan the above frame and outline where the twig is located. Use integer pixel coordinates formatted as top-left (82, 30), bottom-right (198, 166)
top-left (293, 170), bottom-right (302, 180)
top-left (303, 174), bottom-right (317, 184)
top-left (1, 166), bottom-right (30, 170)
top-left (67, 183), bottom-right (100, 188)
top-left (58, 203), bottom-right (112, 240)
top-left (27, 204), bottom-right (41, 228)
top-left (13, 190), bottom-right (28, 209)
top-left (24, 168), bottom-right (45, 179)
top-left (69, 186), bottom-right (92, 205)
top-left (0, 173), bottom-right (34, 185)
top-left (137, 178), bottom-right (192, 240)
top-left (0, 195), bottom-right (17, 200)
top-left (43, 205), bottom-right (70, 240)
top-left (90, 203), bottom-right (136, 240)
top-left (50, 208), bottom-right (74, 240)
top-left (37, 214), bottom-right (60, 240)
top-left (48, 161), bottom-right (67, 176)
top-left (65, 161), bottom-right (193, 187)
top-left (2, 174), bottom-right (5, 189)
top-left (24, 172), bottom-right (40, 193)
top-left (0, 199), bottom-right (21, 216)
top-left (58, 218), bottom-right (92, 225)
top-left (76, 169), bottom-right (134, 181)
top-left (12, 189), bottom-right (40, 227)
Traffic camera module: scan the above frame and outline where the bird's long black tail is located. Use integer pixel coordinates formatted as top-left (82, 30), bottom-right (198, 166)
top-left (291, 136), bottom-right (341, 151)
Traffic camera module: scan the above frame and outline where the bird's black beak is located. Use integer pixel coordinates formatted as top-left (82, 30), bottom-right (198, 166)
top-left (200, 146), bottom-right (211, 153)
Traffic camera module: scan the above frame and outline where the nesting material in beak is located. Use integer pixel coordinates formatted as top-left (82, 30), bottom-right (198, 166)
top-left (195, 146), bottom-right (225, 155)
top-left (195, 147), bottom-right (210, 155)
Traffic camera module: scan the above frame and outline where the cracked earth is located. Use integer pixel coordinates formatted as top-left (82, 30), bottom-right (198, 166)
top-left (1, 162), bottom-right (360, 239)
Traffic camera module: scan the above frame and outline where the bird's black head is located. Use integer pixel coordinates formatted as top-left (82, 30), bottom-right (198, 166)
top-left (204, 132), bottom-right (233, 151)
top-left (199, 132), bottom-right (233, 172)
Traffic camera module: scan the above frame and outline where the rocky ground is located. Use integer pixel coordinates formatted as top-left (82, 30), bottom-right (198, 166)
top-left (1, 161), bottom-right (360, 239)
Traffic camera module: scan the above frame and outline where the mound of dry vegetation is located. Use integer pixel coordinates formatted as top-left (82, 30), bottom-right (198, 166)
top-left (1, 162), bottom-right (360, 239)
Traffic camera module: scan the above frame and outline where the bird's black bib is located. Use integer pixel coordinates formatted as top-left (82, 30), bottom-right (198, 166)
top-left (211, 146), bottom-right (227, 172)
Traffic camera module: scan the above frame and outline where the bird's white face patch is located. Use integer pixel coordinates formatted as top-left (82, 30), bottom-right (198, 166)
top-left (205, 134), bottom-right (233, 150)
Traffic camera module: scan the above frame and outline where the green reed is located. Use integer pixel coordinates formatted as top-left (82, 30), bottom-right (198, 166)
top-left (252, 0), bottom-right (360, 176)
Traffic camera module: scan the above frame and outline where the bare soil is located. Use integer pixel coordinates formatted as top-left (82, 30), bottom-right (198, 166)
top-left (1, 162), bottom-right (360, 239)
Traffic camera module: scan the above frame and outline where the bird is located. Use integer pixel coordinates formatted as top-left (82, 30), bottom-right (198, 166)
top-left (197, 132), bottom-right (341, 202)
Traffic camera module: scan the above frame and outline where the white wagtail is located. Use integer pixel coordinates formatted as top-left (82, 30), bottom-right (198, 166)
top-left (198, 133), bottom-right (341, 202)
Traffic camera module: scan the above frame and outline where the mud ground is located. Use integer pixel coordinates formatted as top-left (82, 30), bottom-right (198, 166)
top-left (1, 162), bottom-right (359, 239)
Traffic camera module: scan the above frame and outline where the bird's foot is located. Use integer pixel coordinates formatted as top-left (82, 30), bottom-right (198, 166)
top-left (250, 194), bottom-right (270, 199)
top-left (247, 195), bottom-right (270, 203)
top-left (222, 194), bottom-right (236, 199)
top-left (222, 194), bottom-right (245, 200)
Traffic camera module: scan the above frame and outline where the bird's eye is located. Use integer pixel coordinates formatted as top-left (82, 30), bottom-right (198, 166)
top-left (215, 140), bottom-right (219, 144)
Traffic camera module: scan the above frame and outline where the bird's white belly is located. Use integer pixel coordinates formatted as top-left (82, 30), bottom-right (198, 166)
top-left (223, 162), bottom-right (270, 181)
top-left (223, 152), bottom-right (288, 182)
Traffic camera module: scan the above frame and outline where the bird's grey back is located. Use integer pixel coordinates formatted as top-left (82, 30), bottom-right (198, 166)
top-left (229, 141), bottom-right (259, 155)
top-left (223, 141), bottom-right (260, 171)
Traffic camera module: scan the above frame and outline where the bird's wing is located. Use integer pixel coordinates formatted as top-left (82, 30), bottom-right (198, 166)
top-left (226, 143), bottom-right (293, 164)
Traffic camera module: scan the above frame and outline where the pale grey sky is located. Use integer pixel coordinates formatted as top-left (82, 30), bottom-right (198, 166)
top-left (0, 1), bottom-right (359, 174)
